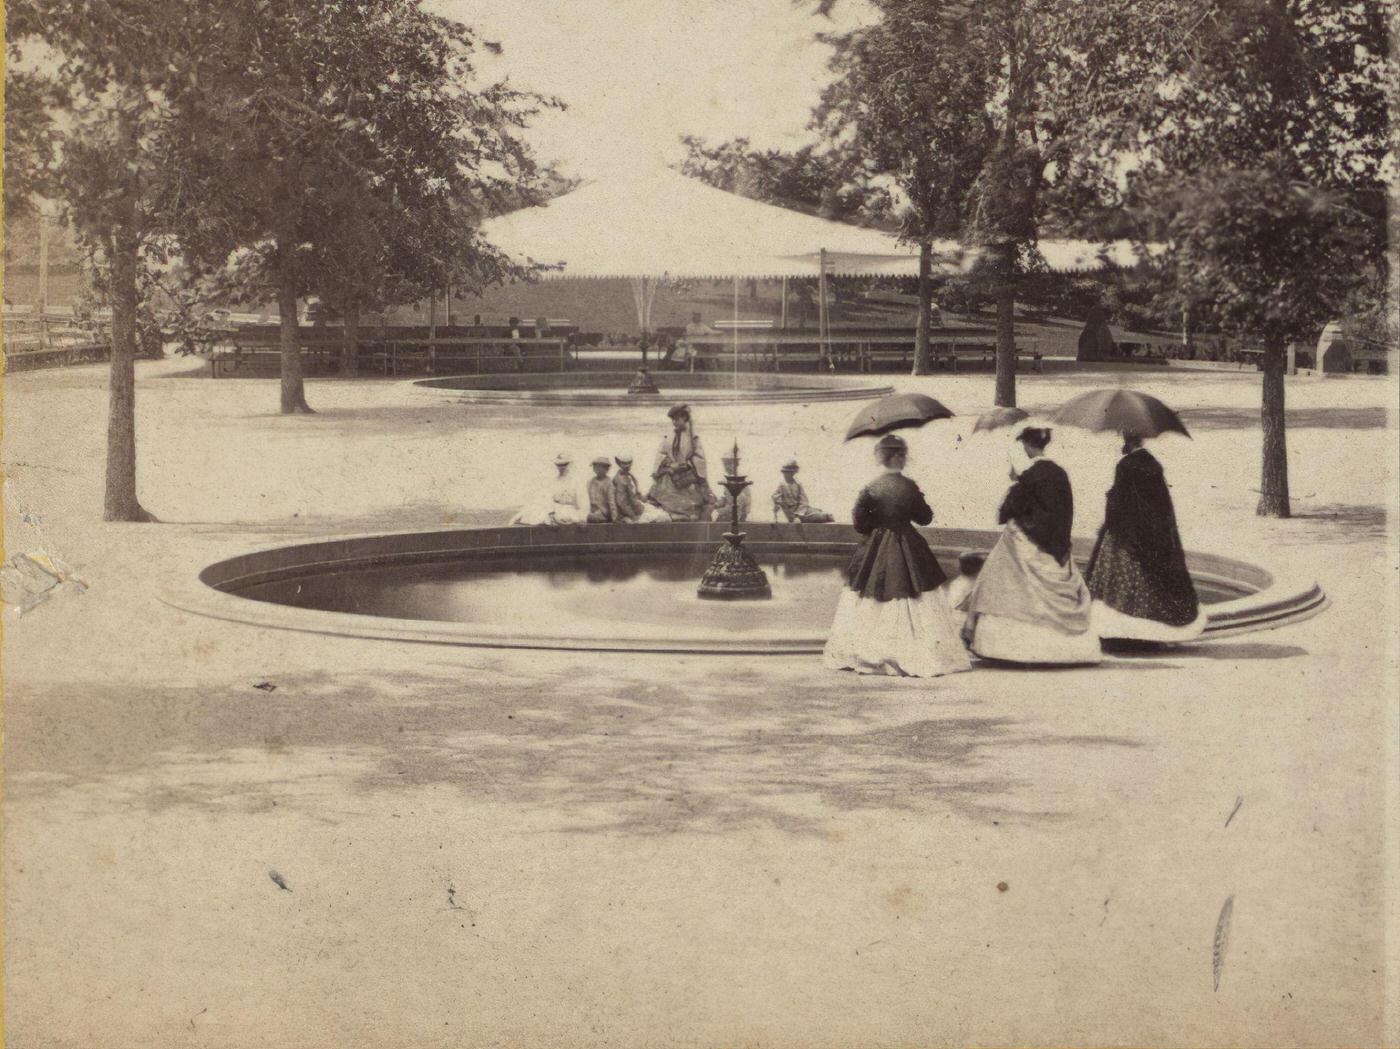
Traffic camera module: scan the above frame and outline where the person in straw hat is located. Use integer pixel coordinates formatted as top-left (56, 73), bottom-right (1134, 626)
top-left (771, 459), bottom-right (833, 524)
top-left (509, 452), bottom-right (587, 526)
top-left (585, 456), bottom-right (620, 523)
top-left (960, 426), bottom-right (1101, 664)
top-left (823, 433), bottom-right (971, 678)
top-left (611, 454), bottom-right (670, 523)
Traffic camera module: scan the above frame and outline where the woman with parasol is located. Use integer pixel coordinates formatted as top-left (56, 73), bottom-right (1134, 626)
top-left (1050, 389), bottom-right (1205, 642)
top-left (824, 395), bottom-right (970, 678)
top-left (961, 426), bottom-right (1102, 665)
top-left (1084, 433), bottom-right (1206, 641)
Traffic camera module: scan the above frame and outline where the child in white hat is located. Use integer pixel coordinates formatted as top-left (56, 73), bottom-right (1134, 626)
top-left (772, 459), bottom-right (833, 523)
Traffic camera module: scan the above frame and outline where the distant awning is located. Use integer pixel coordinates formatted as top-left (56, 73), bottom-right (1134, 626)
top-left (482, 168), bottom-right (969, 280)
top-left (482, 168), bottom-right (1156, 280)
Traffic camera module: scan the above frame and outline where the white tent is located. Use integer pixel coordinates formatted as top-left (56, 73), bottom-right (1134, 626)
top-left (480, 167), bottom-right (1152, 332)
top-left (482, 166), bottom-right (958, 280)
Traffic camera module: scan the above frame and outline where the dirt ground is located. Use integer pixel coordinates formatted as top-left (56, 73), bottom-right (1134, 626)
top-left (3, 359), bottom-right (1397, 1048)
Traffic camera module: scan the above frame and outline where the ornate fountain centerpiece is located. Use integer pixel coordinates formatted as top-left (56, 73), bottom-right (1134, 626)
top-left (627, 333), bottom-right (660, 395)
top-left (697, 441), bottom-right (772, 600)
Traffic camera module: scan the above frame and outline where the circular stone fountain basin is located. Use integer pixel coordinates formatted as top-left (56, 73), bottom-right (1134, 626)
top-left (165, 523), bottom-right (1328, 654)
top-left (414, 371), bottom-right (894, 407)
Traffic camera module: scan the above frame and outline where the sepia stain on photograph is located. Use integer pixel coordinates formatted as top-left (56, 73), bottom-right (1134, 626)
top-left (2, 1), bottom-right (1396, 1047)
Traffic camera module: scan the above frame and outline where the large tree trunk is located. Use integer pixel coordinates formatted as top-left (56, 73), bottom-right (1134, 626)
top-left (103, 225), bottom-right (153, 522)
top-left (993, 242), bottom-right (1017, 407)
top-left (911, 240), bottom-right (933, 376)
top-left (276, 243), bottom-right (313, 413)
top-left (1257, 333), bottom-right (1290, 517)
top-left (343, 301), bottom-right (360, 377)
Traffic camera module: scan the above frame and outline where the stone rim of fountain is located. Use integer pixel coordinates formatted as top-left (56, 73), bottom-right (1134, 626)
top-left (160, 523), bottom-right (1330, 655)
top-left (412, 372), bottom-right (896, 408)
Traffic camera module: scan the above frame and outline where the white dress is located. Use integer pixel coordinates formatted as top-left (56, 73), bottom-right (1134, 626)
top-left (821, 471), bottom-right (972, 678)
top-left (1090, 601), bottom-right (1208, 643)
top-left (823, 585), bottom-right (972, 678)
top-left (510, 470), bottom-right (588, 526)
top-left (963, 521), bottom-right (1102, 665)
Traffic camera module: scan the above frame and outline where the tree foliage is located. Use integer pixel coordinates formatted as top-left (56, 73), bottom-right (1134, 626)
top-left (808, 0), bottom-right (1123, 400)
top-left (167, 0), bottom-right (560, 410)
top-left (5, 0), bottom-right (217, 519)
top-left (1067, 0), bottom-right (1392, 515)
top-left (678, 135), bottom-right (892, 226)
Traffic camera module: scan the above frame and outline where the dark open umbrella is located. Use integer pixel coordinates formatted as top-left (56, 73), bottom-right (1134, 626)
top-left (844, 392), bottom-right (955, 441)
top-left (1049, 389), bottom-right (1191, 439)
top-left (972, 406), bottom-right (1030, 433)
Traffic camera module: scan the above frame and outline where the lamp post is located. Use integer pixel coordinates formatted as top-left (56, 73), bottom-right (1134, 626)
top-left (697, 440), bottom-right (771, 600)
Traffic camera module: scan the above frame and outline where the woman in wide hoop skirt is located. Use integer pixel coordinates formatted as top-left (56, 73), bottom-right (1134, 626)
top-left (823, 433), bottom-right (972, 678)
top-left (1085, 433), bottom-right (1207, 642)
top-left (962, 427), bottom-right (1102, 665)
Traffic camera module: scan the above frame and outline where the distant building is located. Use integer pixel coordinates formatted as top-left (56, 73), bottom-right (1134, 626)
top-left (1315, 321), bottom-right (1390, 375)
top-left (1317, 322), bottom-right (1352, 373)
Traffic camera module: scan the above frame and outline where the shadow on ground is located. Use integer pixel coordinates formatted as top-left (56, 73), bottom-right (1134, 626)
top-left (4, 664), bottom-right (1143, 837)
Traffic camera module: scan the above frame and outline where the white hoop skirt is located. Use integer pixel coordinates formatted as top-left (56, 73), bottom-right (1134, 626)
top-left (963, 521), bottom-right (1102, 665)
top-left (966, 612), bottom-right (1104, 665)
top-left (1091, 600), bottom-right (1208, 643)
top-left (823, 586), bottom-right (973, 678)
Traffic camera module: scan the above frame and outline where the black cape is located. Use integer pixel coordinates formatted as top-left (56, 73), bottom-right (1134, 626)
top-left (844, 473), bottom-right (948, 601)
top-left (1086, 448), bottom-right (1199, 625)
top-left (998, 459), bottom-right (1074, 565)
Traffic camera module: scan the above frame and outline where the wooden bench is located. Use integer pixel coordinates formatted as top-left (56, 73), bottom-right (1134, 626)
top-left (210, 340), bottom-right (343, 377)
top-left (2, 341), bottom-right (112, 372)
top-left (210, 336), bottom-right (573, 377)
top-left (380, 337), bottom-right (570, 376)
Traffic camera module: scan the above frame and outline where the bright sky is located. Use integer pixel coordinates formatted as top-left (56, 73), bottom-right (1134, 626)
top-left (432, 0), bottom-right (872, 178)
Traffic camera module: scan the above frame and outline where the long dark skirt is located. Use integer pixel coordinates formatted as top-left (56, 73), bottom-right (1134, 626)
top-left (1086, 530), bottom-right (1199, 626)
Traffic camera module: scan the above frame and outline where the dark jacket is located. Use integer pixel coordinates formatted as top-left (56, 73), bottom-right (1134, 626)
top-left (1100, 449), bottom-right (1179, 558)
top-left (998, 458), bottom-right (1074, 565)
top-left (845, 472), bottom-right (947, 601)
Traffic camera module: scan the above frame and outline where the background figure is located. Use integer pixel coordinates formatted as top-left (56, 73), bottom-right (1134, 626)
top-left (681, 312), bottom-right (709, 371)
top-left (823, 434), bottom-right (972, 678)
top-left (945, 550), bottom-right (985, 610)
top-left (1086, 434), bottom-right (1207, 641)
top-left (506, 316), bottom-right (525, 370)
top-left (714, 487), bottom-right (751, 521)
top-left (612, 455), bottom-right (670, 523)
top-left (586, 456), bottom-right (619, 523)
top-left (962, 427), bottom-right (1101, 665)
top-left (510, 453), bottom-right (587, 526)
top-left (772, 459), bottom-right (834, 523)
top-left (648, 404), bottom-right (711, 520)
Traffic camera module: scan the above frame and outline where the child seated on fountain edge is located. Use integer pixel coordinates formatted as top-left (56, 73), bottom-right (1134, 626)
top-left (772, 460), bottom-right (834, 524)
top-left (611, 454), bottom-right (670, 523)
